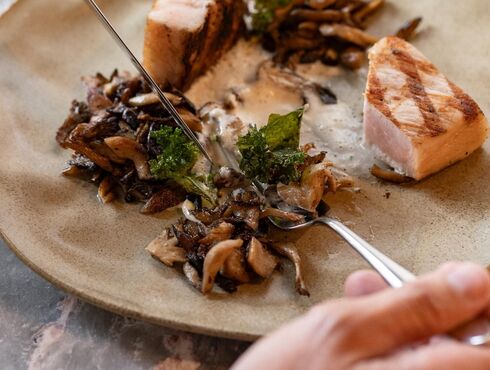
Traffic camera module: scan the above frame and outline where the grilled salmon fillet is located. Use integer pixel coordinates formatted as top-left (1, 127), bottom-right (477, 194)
top-left (143, 0), bottom-right (244, 91)
top-left (364, 36), bottom-right (489, 180)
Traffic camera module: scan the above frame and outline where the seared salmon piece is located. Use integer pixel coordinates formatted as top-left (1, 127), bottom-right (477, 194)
top-left (143, 0), bottom-right (244, 91)
top-left (364, 36), bottom-right (488, 180)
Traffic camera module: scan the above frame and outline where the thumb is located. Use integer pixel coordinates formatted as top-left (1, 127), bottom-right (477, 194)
top-left (324, 262), bottom-right (490, 359)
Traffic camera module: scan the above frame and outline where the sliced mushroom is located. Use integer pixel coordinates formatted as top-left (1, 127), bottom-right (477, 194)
top-left (87, 92), bottom-right (112, 113)
top-left (62, 165), bottom-right (85, 178)
top-left (325, 167), bottom-right (338, 193)
top-left (319, 23), bottom-right (378, 47)
top-left (305, 0), bottom-right (337, 10)
top-left (176, 107), bottom-right (203, 133)
top-left (145, 230), bottom-right (186, 267)
top-left (277, 163), bottom-right (331, 212)
top-left (271, 243), bottom-right (310, 296)
top-left (257, 61), bottom-right (337, 105)
top-left (323, 48), bottom-right (339, 65)
top-left (172, 220), bottom-right (206, 251)
top-left (183, 262), bottom-right (201, 290)
top-left (127, 93), bottom-right (157, 107)
top-left (202, 239), bottom-right (243, 294)
top-left (221, 249), bottom-right (250, 283)
top-left (97, 176), bottom-right (115, 204)
top-left (140, 188), bottom-right (185, 215)
top-left (182, 199), bottom-right (200, 223)
top-left (340, 47), bottom-right (366, 70)
top-left (199, 222), bottom-right (235, 245)
top-left (300, 48), bottom-right (326, 63)
top-left (82, 73), bottom-right (109, 89)
top-left (56, 101), bottom-right (91, 145)
top-left (222, 204), bottom-right (260, 231)
top-left (290, 9), bottom-right (344, 23)
top-left (247, 238), bottom-right (278, 279)
top-left (239, 207), bottom-right (260, 231)
top-left (104, 136), bottom-right (151, 180)
top-left (260, 208), bottom-right (304, 222)
top-left (370, 164), bottom-right (413, 184)
top-left (64, 136), bottom-right (115, 174)
top-left (297, 21), bottom-right (319, 33)
top-left (73, 112), bottom-right (119, 140)
top-left (89, 141), bottom-right (126, 164)
top-left (192, 205), bottom-right (227, 226)
top-left (128, 91), bottom-right (183, 107)
top-left (336, 176), bottom-right (355, 189)
top-left (103, 81), bottom-right (118, 98)
top-left (329, 166), bottom-right (353, 185)
top-left (281, 36), bottom-right (323, 51)
top-left (395, 17), bottom-right (422, 41)
top-left (353, 0), bottom-right (385, 23)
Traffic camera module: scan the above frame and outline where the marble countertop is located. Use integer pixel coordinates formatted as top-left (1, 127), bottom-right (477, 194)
top-left (0, 239), bottom-right (249, 369)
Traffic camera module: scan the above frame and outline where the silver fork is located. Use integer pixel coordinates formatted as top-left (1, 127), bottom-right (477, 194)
top-left (270, 215), bottom-right (490, 346)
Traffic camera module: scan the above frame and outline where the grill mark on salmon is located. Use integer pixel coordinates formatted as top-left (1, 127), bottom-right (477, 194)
top-left (389, 45), bottom-right (479, 126)
top-left (366, 72), bottom-right (401, 128)
top-left (447, 80), bottom-right (482, 123)
top-left (391, 46), bottom-right (446, 137)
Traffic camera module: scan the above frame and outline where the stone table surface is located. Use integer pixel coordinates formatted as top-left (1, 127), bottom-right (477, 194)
top-left (0, 238), bottom-right (249, 370)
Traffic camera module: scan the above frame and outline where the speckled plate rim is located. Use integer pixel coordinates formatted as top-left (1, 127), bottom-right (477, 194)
top-left (0, 228), bottom-right (258, 341)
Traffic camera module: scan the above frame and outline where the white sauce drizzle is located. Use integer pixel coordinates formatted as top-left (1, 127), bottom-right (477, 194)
top-left (187, 41), bottom-right (377, 178)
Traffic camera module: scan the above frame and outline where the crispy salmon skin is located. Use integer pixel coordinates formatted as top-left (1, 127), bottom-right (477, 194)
top-left (364, 36), bottom-right (489, 180)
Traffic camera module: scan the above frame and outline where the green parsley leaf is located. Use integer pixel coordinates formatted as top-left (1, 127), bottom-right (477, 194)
top-left (262, 107), bottom-right (304, 150)
top-left (148, 127), bottom-right (217, 205)
top-left (237, 126), bottom-right (269, 182)
top-left (237, 108), bottom-right (306, 184)
top-left (149, 126), bottom-right (199, 180)
top-left (252, 0), bottom-right (292, 33)
top-left (176, 175), bottom-right (218, 206)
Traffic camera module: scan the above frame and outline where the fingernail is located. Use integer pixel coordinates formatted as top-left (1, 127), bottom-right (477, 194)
top-left (447, 263), bottom-right (487, 298)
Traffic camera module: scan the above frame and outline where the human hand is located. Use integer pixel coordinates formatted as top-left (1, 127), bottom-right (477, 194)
top-left (233, 262), bottom-right (490, 369)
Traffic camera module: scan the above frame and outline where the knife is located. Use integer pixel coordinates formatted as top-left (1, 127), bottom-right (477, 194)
top-left (83, 0), bottom-right (213, 164)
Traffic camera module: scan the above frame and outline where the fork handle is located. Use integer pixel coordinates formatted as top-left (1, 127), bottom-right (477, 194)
top-left (317, 217), bottom-right (408, 288)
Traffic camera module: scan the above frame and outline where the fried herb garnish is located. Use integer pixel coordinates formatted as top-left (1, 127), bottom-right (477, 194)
top-left (238, 107), bottom-right (306, 184)
top-left (251, 0), bottom-right (292, 33)
top-left (149, 127), bottom-right (217, 204)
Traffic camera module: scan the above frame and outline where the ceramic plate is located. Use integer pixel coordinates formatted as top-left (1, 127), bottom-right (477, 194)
top-left (1, 0), bottom-right (489, 340)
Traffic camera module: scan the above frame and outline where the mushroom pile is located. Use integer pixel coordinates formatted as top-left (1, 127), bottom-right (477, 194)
top-left (146, 152), bottom-right (352, 295)
top-left (254, 0), bottom-right (421, 69)
top-left (56, 71), bottom-right (202, 214)
top-left (146, 189), bottom-right (311, 295)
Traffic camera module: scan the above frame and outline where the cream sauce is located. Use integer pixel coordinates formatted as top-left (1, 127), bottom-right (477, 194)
top-left (187, 40), bottom-right (271, 107)
top-left (187, 41), bottom-right (376, 177)
top-left (229, 76), bottom-right (304, 127)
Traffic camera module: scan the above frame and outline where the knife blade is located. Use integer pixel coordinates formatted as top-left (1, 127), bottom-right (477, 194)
top-left (83, 0), bottom-right (214, 164)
